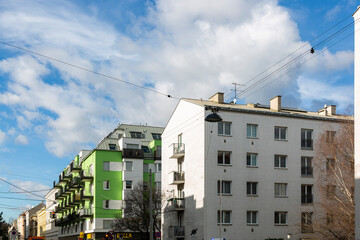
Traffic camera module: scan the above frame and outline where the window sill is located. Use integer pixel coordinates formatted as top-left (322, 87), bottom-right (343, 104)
top-left (275, 224), bottom-right (288, 226)
top-left (246, 166), bottom-right (258, 168)
top-left (217, 223), bottom-right (232, 225)
top-left (218, 164), bottom-right (232, 167)
top-left (274, 139), bottom-right (287, 142)
top-left (274, 167), bottom-right (287, 170)
top-left (247, 137), bottom-right (258, 139)
top-left (301, 203), bottom-right (314, 205)
top-left (218, 134), bottom-right (232, 137)
top-left (301, 175), bottom-right (313, 178)
top-left (103, 189), bottom-right (110, 191)
top-left (217, 193), bottom-right (232, 196)
top-left (274, 195), bottom-right (288, 198)
top-left (246, 223), bottom-right (258, 226)
top-left (247, 194), bottom-right (258, 197)
top-left (301, 148), bottom-right (313, 151)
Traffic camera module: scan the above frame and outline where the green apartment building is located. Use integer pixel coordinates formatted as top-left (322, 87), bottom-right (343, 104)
top-left (51, 124), bottom-right (163, 240)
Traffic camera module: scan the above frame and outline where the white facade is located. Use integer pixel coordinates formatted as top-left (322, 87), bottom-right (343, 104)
top-left (162, 94), bottom-right (347, 240)
top-left (45, 189), bottom-right (58, 240)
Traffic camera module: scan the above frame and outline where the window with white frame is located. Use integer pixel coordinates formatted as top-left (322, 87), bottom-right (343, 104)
top-left (130, 131), bottom-right (144, 139)
top-left (301, 129), bottom-right (313, 149)
top-left (274, 155), bottom-right (287, 168)
top-left (155, 182), bottom-right (161, 191)
top-left (109, 144), bottom-right (116, 151)
top-left (218, 122), bottom-right (231, 136)
top-left (217, 210), bottom-right (231, 224)
top-left (274, 183), bottom-right (287, 197)
top-left (103, 181), bottom-right (110, 190)
top-left (217, 180), bottom-right (232, 195)
top-left (246, 153), bottom-right (257, 167)
top-left (151, 133), bottom-right (161, 140)
top-left (247, 182), bottom-right (258, 196)
top-left (124, 161), bottom-right (133, 171)
top-left (247, 124), bottom-right (258, 138)
top-left (275, 211), bottom-right (287, 225)
top-left (247, 211), bottom-right (258, 224)
top-left (218, 151), bottom-right (231, 165)
top-left (274, 126), bottom-right (287, 140)
top-left (301, 212), bottom-right (313, 233)
top-left (103, 161), bottom-right (110, 171)
top-left (301, 184), bottom-right (313, 204)
top-left (125, 181), bottom-right (132, 190)
top-left (301, 157), bottom-right (313, 176)
top-left (103, 200), bottom-right (109, 209)
top-left (156, 163), bottom-right (162, 172)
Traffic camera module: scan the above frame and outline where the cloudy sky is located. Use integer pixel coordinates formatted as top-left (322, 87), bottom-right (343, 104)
top-left (0, 0), bottom-right (356, 220)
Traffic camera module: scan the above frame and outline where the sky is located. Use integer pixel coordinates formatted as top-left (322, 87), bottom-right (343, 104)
top-left (0, 0), bottom-right (357, 221)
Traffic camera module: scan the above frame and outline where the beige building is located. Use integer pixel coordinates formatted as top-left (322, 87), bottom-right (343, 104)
top-left (36, 206), bottom-right (46, 237)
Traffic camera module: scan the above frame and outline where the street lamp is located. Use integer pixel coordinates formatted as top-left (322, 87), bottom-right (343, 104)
top-left (205, 107), bottom-right (222, 122)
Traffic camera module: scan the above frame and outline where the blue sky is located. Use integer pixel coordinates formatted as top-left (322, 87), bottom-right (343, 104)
top-left (0, 0), bottom-right (356, 221)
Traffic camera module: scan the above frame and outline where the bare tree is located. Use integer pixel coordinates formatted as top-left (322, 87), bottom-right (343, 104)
top-left (113, 182), bottom-right (163, 239)
top-left (313, 119), bottom-right (354, 240)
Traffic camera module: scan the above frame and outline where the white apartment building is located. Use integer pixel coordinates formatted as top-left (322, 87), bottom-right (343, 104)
top-left (161, 93), bottom-right (348, 240)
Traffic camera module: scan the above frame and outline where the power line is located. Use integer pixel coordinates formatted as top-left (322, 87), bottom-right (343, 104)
top-left (0, 177), bottom-right (45, 199)
top-left (0, 189), bottom-right (52, 194)
top-left (0, 196), bottom-right (43, 201)
top-left (0, 41), bottom-right (179, 100)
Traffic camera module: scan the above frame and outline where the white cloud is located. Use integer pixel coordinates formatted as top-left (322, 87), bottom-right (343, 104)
top-left (14, 134), bottom-right (29, 145)
top-left (0, 130), bottom-right (6, 145)
top-left (10, 179), bottom-right (50, 200)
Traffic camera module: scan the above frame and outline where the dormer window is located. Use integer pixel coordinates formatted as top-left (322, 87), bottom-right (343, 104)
top-left (130, 131), bottom-right (145, 139)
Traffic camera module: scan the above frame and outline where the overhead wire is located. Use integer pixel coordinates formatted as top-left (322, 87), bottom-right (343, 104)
top-left (0, 177), bottom-right (46, 199)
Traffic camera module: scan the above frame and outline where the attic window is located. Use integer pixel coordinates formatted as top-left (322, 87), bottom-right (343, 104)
top-left (151, 133), bottom-right (161, 140)
top-left (130, 131), bottom-right (145, 139)
top-left (109, 144), bottom-right (116, 151)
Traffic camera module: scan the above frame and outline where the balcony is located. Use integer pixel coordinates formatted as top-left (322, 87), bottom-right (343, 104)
top-left (301, 194), bottom-right (313, 204)
top-left (79, 208), bottom-right (93, 218)
top-left (53, 180), bottom-right (62, 189)
top-left (70, 177), bottom-right (83, 190)
top-left (122, 148), bottom-right (144, 159)
top-left (70, 162), bottom-right (81, 173)
top-left (169, 171), bottom-right (185, 185)
top-left (63, 184), bottom-right (73, 195)
top-left (55, 205), bottom-right (62, 213)
top-left (169, 226), bottom-right (185, 238)
top-left (80, 170), bottom-right (93, 182)
top-left (301, 166), bottom-right (313, 177)
top-left (55, 217), bottom-right (64, 227)
top-left (169, 198), bottom-right (185, 211)
top-left (59, 172), bottom-right (72, 184)
top-left (154, 150), bottom-right (161, 160)
top-left (70, 193), bottom-right (81, 205)
top-left (170, 143), bottom-right (185, 158)
top-left (81, 191), bottom-right (93, 201)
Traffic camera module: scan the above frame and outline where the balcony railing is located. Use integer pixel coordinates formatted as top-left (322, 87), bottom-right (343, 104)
top-left (169, 226), bottom-right (185, 238)
top-left (81, 190), bottom-right (93, 201)
top-left (122, 148), bottom-right (144, 159)
top-left (169, 198), bottom-right (185, 210)
top-left (79, 208), bottom-right (93, 218)
top-left (169, 171), bottom-right (185, 185)
top-left (70, 162), bottom-right (81, 173)
top-left (301, 166), bottom-right (313, 176)
top-left (80, 170), bottom-right (93, 182)
top-left (170, 143), bottom-right (185, 158)
top-left (301, 194), bottom-right (313, 204)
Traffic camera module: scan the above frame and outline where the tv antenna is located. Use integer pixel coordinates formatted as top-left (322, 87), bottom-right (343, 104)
top-left (232, 82), bottom-right (244, 104)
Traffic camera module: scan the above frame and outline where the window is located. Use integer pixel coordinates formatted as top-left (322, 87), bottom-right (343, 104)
top-left (156, 163), bottom-right (162, 172)
top-left (178, 133), bottom-right (183, 144)
top-left (151, 133), bottom-right (161, 140)
top-left (274, 127), bottom-right (287, 140)
top-left (103, 220), bottom-right (113, 229)
top-left (103, 200), bottom-right (109, 209)
top-left (301, 157), bottom-right (313, 176)
top-left (247, 211), bottom-right (258, 224)
top-left (218, 151), bottom-right (231, 165)
top-left (247, 124), bottom-right (258, 138)
top-left (125, 181), bottom-right (132, 190)
top-left (143, 163), bottom-right (149, 173)
top-left (326, 130), bottom-right (336, 143)
top-left (301, 129), bottom-right (313, 149)
top-left (218, 122), bottom-right (231, 136)
top-left (217, 181), bottom-right (232, 195)
top-left (126, 143), bottom-right (139, 149)
top-left (301, 185), bottom-right (313, 204)
top-left (103, 161), bottom-right (110, 171)
top-left (103, 181), bottom-right (110, 190)
top-left (124, 161), bottom-right (133, 171)
top-left (326, 158), bottom-right (335, 172)
top-left (275, 211), bottom-right (287, 225)
top-left (109, 144), bottom-right (116, 151)
top-left (274, 155), bottom-right (287, 168)
top-left (246, 153), bottom-right (257, 167)
top-left (217, 210), bottom-right (231, 224)
top-left (130, 131), bottom-right (144, 139)
top-left (326, 185), bottom-right (336, 198)
top-left (301, 212), bottom-right (313, 233)
top-left (141, 146), bottom-right (150, 153)
top-left (274, 183), bottom-right (287, 197)
top-left (247, 182), bottom-right (258, 196)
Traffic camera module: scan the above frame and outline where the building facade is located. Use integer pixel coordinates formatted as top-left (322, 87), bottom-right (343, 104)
top-left (50, 124), bottom-right (163, 240)
top-left (36, 206), bottom-right (46, 237)
top-left (161, 93), bottom-right (349, 240)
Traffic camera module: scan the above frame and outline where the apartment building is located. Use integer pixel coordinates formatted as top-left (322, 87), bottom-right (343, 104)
top-left (36, 206), bottom-right (46, 237)
top-left (45, 188), bottom-right (58, 240)
top-left (161, 93), bottom-right (349, 240)
top-left (50, 124), bottom-right (163, 240)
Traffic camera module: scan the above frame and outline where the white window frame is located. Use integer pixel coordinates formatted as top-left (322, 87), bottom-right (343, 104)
top-left (218, 122), bottom-right (231, 136)
top-left (247, 211), bottom-right (258, 225)
top-left (124, 161), bottom-right (133, 171)
top-left (103, 200), bottom-right (110, 209)
top-left (247, 124), bottom-right (258, 138)
top-left (246, 182), bottom-right (258, 196)
top-left (218, 151), bottom-right (231, 165)
top-left (274, 155), bottom-right (287, 168)
top-left (301, 129), bottom-right (313, 149)
top-left (156, 163), bottom-right (162, 172)
top-left (246, 153), bottom-right (258, 167)
top-left (108, 144), bottom-right (116, 151)
top-left (274, 126), bottom-right (287, 140)
top-left (103, 161), bottom-right (110, 171)
top-left (274, 183), bottom-right (287, 197)
top-left (103, 180), bottom-right (110, 190)
top-left (125, 180), bottom-right (132, 190)
top-left (301, 156), bottom-right (313, 176)
top-left (275, 211), bottom-right (287, 225)
top-left (217, 180), bottom-right (232, 195)
top-left (217, 210), bottom-right (232, 224)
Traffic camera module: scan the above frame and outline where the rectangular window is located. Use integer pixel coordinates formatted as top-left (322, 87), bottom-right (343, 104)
top-left (247, 182), bottom-right (258, 196)
top-left (125, 181), bottom-right (132, 190)
top-left (103, 181), bottom-right (110, 190)
top-left (217, 210), bottom-right (231, 224)
top-left (141, 145), bottom-right (150, 153)
top-left (326, 185), bottom-right (336, 198)
top-left (301, 129), bottom-right (313, 149)
top-left (217, 180), bottom-right (232, 195)
top-left (301, 185), bottom-right (313, 204)
top-left (151, 133), bottom-right (161, 140)
top-left (156, 163), bottom-right (162, 172)
top-left (301, 157), bottom-right (313, 176)
top-left (130, 131), bottom-right (144, 139)
top-left (246, 153), bottom-right (257, 167)
top-left (143, 163), bottom-right (149, 173)
top-left (326, 130), bottom-right (336, 143)
top-left (274, 155), bottom-right (287, 168)
top-left (218, 122), bottom-right (231, 136)
top-left (247, 211), bottom-right (258, 224)
top-left (103, 161), bottom-right (110, 171)
top-left (126, 143), bottom-right (139, 149)
top-left (326, 158), bottom-right (335, 172)
top-left (109, 144), bottom-right (116, 151)
top-left (155, 182), bottom-right (161, 191)
top-left (274, 183), bottom-right (287, 197)
top-left (247, 124), bottom-right (258, 138)
top-left (301, 212), bottom-right (313, 233)
top-left (124, 161), bottom-right (133, 171)
top-left (274, 127), bottom-right (287, 140)
top-left (103, 200), bottom-right (109, 209)
top-left (218, 151), bottom-right (231, 165)
top-left (275, 211), bottom-right (287, 225)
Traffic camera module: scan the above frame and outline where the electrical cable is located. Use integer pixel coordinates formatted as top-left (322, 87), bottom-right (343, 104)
top-left (0, 196), bottom-right (43, 201)
top-left (0, 177), bottom-right (46, 199)
top-left (0, 189), bottom-right (52, 193)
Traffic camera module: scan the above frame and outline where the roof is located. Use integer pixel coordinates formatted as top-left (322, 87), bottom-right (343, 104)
top-left (182, 98), bottom-right (352, 122)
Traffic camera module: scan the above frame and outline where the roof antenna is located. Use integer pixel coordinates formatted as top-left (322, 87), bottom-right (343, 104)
top-left (232, 82), bottom-right (244, 104)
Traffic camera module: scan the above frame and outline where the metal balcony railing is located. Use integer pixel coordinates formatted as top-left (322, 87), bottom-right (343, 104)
top-left (169, 198), bottom-right (185, 210)
top-left (169, 171), bottom-right (185, 185)
top-left (170, 143), bottom-right (185, 158)
top-left (79, 208), bottom-right (93, 218)
top-left (122, 148), bottom-right (144, 159)
top-left (80, 170), bottom-right (93, 181)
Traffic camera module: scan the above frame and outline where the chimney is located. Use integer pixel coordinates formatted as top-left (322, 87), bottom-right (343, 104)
top-left (319, 105), bottom-right (336, 116)
top-left (209, 92), bottom-right (224, 104)
top-left (270, 95), bottom-right (281, 111)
